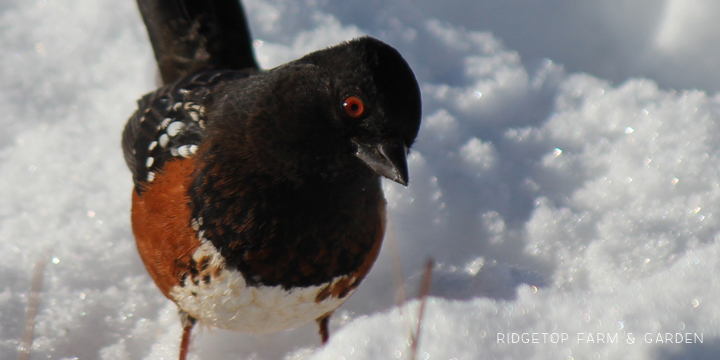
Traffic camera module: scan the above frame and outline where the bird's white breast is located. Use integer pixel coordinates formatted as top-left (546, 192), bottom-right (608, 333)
top-left (170, 240), bottom-right (355, 332)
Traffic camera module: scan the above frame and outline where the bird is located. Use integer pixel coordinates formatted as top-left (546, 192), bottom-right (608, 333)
top-left (122, 1), bottom-right (421, 359)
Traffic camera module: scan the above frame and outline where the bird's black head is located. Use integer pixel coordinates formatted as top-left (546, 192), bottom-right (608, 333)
top-left (262, 36), bottom-right (422, 185)
top-left (302, 37), bottom-right (421, 145)
top-left (211, 37), bottom-right (421, 186)
top-left (302, 37), bottom-right (421, 185)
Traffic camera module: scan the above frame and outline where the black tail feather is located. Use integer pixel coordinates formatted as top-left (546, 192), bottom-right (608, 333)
top-left (137, 0), bottom-right (259, 84)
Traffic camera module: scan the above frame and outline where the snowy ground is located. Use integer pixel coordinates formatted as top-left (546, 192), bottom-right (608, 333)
top-left (2, 0), bottom-right (720, 359)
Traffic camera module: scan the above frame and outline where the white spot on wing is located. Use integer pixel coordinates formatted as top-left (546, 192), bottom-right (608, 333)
top-left (148, 141), bottom-right (157, 151)
top-left (159, 134), bottom-right (169, 148)
top-left (147, 172), bottom-right (155, 182)
top-left (160, 118), bottom-right (172, 129)
top-left (167, 122), bottom-right (186, 137)
top-left (146, 157), bottom-right (154, 168)
top-left (178, 145), bottom-right (192, 158)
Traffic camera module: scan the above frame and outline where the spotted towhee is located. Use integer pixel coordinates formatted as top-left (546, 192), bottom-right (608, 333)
top-left (122, 1), bottom-right (421, 359)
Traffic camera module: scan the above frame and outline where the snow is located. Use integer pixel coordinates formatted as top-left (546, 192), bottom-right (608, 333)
top-left (2, 0), bottom-right (720, 359)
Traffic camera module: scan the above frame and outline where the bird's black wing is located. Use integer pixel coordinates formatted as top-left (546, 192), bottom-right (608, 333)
top-left (122, 70), bottom-right (252, 191)
top-left (137, 0), bottom-right (259, 84)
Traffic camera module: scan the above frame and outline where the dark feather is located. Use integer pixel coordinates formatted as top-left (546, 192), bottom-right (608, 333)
top-left (122, 70), bottom-right (255, 190)
top-left (136, 0), bottom-right (259, 84)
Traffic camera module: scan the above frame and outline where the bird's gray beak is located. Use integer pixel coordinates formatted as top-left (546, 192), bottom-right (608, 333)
top-left (352, 137), bottom-right (409, 186)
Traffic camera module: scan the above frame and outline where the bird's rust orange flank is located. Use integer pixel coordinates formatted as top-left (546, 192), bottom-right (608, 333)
top-left (132, 158), bottom-right (200, 298)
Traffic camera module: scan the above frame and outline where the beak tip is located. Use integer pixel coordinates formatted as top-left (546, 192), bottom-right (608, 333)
top-left (353, 137), bottom-right (411, 186)
top-left (391, 171), bottom-right (409, 186)
top-left (394, 178), bottom-right (408, 186)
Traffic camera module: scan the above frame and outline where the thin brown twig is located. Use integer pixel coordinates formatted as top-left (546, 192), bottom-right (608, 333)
top-left (18, 251), bottom-right (51, 360)
top-left (386, 211), bottom-right (416, 358)
top-left (410, 258), bottom-right (434, 360)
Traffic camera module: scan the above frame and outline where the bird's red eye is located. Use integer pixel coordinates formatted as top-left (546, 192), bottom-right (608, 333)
top-left (343, 96), bottom-right (365, 119)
